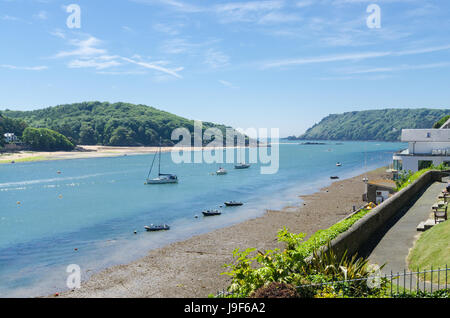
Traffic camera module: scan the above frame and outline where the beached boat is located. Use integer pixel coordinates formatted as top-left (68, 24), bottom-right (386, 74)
top-left (202, 210), bottom-right (222, 216)
top-left (216, 167), bottom-right (227, 175)
top-left (145, 224), bottom-right (170, 231)
top-left (225, 201), bottom-right (244, 207)
top-left (145, 138), bottom-right (178, 184)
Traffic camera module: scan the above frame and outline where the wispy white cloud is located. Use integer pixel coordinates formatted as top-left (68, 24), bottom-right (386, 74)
top-left (0, 64), bottom-right (48, 71)
top-left (54, 36), bottom-right (107, 58)
top-left (121, 57), bottom-right (184, 78)
top-left (1, 15), bottom-right (30, 24)
top-left (50, 29), bottom-right (66, 39)
top-left (52, 34), bottom-right (184, 78)
top-left (153, 23), bottom-right (183, 35)
top-left (263, 51), bottom-right (391, 68)
top-left (68, 56), bottom-right (122, 70)
top-left (258, 12), bottom-right (301, 24)
top-left (204, 49), bottom-right (230, 69)
top-left (214, 0), bottom-right (285, 23)
top-left (296, 0), bottom-right (314, 8)
top-left (218, 80), bottom-right (238, 88)
top-left (341, 62), bottom-right (450, 74)
top-left (34, 11), bottom-right (48, 20)
top-left (262, 44), bottom-right (450, 68)
top-left (130, 0), bottom-right (203, 13)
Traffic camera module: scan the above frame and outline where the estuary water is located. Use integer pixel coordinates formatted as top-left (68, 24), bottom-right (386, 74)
top-left (0, 141), bottom-right (405, 297)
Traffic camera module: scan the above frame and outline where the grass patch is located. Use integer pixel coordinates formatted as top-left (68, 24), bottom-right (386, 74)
top-left (408, 220), bottom-right (450, 284)
top-left (0, 156), bottom-right (48, 164)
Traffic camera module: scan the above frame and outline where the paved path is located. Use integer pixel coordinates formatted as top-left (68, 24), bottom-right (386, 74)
top-left (368, 181), bottom-right (444, 274)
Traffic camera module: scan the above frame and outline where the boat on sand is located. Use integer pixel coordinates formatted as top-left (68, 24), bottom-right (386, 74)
top-left (202, 210), bottom-right (222, 216)
top-left (145, 224), bottom-right (170, 231)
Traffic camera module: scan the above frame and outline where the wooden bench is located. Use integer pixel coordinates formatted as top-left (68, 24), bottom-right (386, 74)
top-left (438, 193), bottom-right (450, 202)
top-left (432, 201), bottom-right (446, 212)
top-left (434, 204), bottom-right (448, 224)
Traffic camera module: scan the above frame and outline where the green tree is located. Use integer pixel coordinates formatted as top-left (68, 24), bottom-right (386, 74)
top-left (109, 126), bottom-right (135, 146)
top-left (79, 124), bottom-right (97, 145)
top-left (22, 127), bottom-right (75, 151)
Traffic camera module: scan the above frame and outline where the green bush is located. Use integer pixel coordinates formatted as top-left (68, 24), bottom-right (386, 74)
top-left (433, 115), bottom-right (450, 128)
top-left (222, 208), bottom-right (373, 297)
top-left (22, 127), bottom-right (75, 151)
top-left (396, 164), bottom-right (449, 191)
top-left (392, 289), bottom-right (449, 298)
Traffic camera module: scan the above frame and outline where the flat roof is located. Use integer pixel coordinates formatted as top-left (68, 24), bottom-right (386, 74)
top-left (402, 129), bottom-right (450, 142)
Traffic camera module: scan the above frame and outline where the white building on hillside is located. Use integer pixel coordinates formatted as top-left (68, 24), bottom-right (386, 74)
top-left (4, 133), bottom-right (18, 143)
top-left (393, 118), bottom-right (450, 173)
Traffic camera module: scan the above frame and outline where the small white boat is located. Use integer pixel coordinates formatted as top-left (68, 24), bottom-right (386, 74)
top-left (216, 167), bottom-right (227, 175)
top-left (145, 224), bottom-right (170, 231)
top-left (202, 210), bottom-right (222, 216)
top-left (336, 162), bottom-right (342, 167)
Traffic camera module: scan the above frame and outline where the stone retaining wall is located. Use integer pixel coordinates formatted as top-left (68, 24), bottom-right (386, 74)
top-left (329, 170), bottom-right (449, 259)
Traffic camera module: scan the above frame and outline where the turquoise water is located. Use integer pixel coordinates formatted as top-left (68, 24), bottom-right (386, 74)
top-left (0, 141), bottom-right (404, 297)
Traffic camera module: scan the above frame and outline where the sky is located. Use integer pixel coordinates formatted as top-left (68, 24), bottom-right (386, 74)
top-left (0, 0), bottom-right (449, 137)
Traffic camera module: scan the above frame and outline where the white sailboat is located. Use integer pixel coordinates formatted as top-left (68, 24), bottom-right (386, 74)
top-left (145, 138), bottom-right (178, 185)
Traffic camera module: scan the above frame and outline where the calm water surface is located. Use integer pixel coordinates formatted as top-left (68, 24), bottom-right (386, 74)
top-left (0, 141), bottom-right (405, 297)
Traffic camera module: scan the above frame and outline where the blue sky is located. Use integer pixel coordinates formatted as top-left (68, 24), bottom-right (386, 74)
top-left (1, 0), bottom-right (449, 136)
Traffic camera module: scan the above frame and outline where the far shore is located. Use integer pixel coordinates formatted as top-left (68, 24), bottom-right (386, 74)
top-left (0, 144), bottom-right (264, 164)
top-left (56, 166), bottom-right (391, 298)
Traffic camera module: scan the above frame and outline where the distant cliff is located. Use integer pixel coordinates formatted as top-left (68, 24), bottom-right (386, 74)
top-left (289, 109), bottom-right (450, 142)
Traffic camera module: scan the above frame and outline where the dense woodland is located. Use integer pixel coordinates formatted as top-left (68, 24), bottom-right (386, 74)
top-left (289, 108), bottom-right (450, 141)
top-left (0, 114), bottom-right (28, 148)
top-left (2, 102), bottom-right (232, 147)
top-left (3, 104), bottom-right (450, 151)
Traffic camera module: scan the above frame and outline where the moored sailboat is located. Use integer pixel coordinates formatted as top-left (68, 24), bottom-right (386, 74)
top-left (145, 138), bottom-right (178, 184)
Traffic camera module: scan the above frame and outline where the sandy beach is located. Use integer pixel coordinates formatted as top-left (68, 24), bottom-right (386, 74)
top-left (0, 145), bottom-right (264, 164)
top-left (0, 146), bottom-right (196, 163)
top-left (56, 166), bottom-right (391, 298)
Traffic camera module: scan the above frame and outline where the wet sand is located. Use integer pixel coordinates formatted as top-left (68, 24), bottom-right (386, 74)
top-left (59, 167), bottom-right (391, 298)
top-left (0, 145), bottom-right (258, 164)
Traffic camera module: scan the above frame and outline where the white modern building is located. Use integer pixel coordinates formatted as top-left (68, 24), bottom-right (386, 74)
top-left (393, 118), bottom-right (450, 173)
top-left (4, 133), bottom-right (18, 143)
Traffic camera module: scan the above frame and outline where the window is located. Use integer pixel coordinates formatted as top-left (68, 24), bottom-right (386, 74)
top-left (418, 160), bottom-right (433, 170)
top-left (393, 159), bottom-right (403, 171)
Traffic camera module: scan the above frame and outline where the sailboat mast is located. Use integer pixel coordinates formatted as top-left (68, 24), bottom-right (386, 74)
top-left (159, 137), bottom-right (162, 176)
